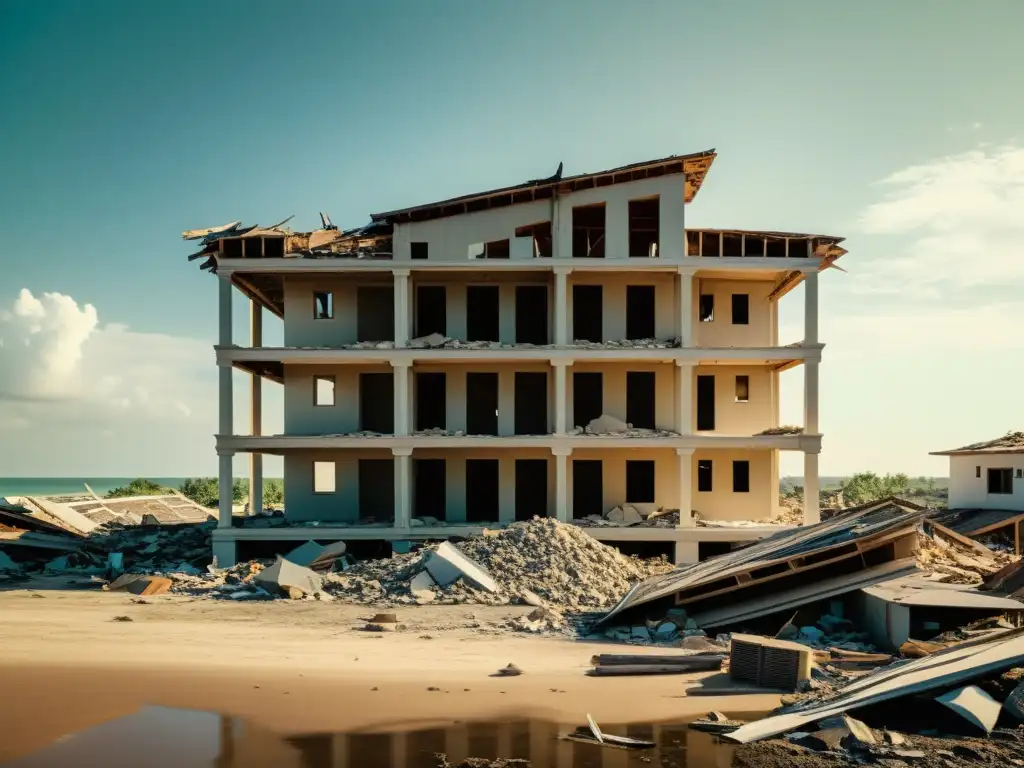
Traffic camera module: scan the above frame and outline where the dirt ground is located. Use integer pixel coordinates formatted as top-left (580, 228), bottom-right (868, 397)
top-left (0, 582), bottom-right (780, 763)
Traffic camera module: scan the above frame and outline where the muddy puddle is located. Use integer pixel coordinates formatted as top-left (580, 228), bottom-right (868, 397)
top-left (0, 705), bottom-right (745, 767)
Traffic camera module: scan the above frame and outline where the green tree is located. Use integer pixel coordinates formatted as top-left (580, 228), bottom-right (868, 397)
top-left (178, 477), bottom-right (283, 509)
top-left (106, 478), bottom-right (171, 498)
top-left (178, 477), bottom-right (219, 507)
top-left (264, 478), bottom-right (284, 506)
top-left (839, 472), bottom-right (911, 506)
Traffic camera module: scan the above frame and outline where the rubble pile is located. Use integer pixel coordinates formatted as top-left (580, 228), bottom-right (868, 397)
top-left (403, 332), bottom-right (680, 351)
top-left (918, 531), bottom-right (1014, 584)
top-left (756, 425), bottom-right (805, 436)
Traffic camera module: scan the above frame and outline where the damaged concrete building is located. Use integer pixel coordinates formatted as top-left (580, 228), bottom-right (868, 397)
top-left (185, 150), bottom-right (846, 566)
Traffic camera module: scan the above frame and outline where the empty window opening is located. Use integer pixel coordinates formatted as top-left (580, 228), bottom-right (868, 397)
top-left (686, 230), bottom-right (701, 256)
top-left (314, 375), bottom-right (336, 406)
top-left (629, 197), bottom-right (660, 258)
top-left (359, 459), bottom-right (394, 522)
top-left (223, 238), bottom-right (243, 258)
top-left (514, 371), bottom-right (548, 435)
top-left (696, 375), bottom-right (715, 431)
top-left (264, 237), bottom-right (285, 258)
top-left (699, 541), bottom-right (736, 561)
top-left (313, 461), bottom-right (336, 493)
top-left (244, 238), bottom-right (263, 258)
top-left (414, 459), bottom-right (446, 521)
top-left (626, 285), bottom-right (656, 339)
top-left (989, 468), bottom-right (1013, 495)
top-left (976, 466), bottom-right (982, 478)
top-left (573, 460), bottom-right (603, 518)
top-left (733, 460), bottom-right (751, 493)
top-left (744, 236), bottom-right (765, 257)
top-left (484, 239), bottom-right (510, 259)
top-left (722, 234), bottom-right (743, 257)
top-left (1018, 469), bottom-right (1023, 479)
top-left (467, 285), bottom-right (500, 342)
top-left (515, 459), bottom-right (548, 520)
top-left (699, 294), bottom-right (714, 322)
top-left (515, 285), bottom-right (548, 344)
top-left (697, 460), bottom-right (713, 492)
top-left (765, 238), bottom-right (786, 258)
top-left (359, 372), bottom-right (394, 433)
top-left (468, 242), bottom-right (485, 259)
top-left (415, 285), bottom-right (446, 337)
top-left (514, 221), bottom-right (552, 258)
top-left (626, 371), bottom-right (656, 430)
top-left (573, 284), bottom-right (603, 343)
top-left (573, 372), bottom-right (603, 429)
top-left (735, 375), bottom-right (750, 403)
top-left (411, 242), bottom-right (429, 260)
top-left (466, 372), bottom-right (499, 435)
top-left (466, 459), bottom-right (500, 523)
top-left (702, 232), bottom-right (721, 257)
top-left (572, 204), bottom-right (606, 258)
top-left (313, 292), bottom-right (334, 320)
top-left (357, 286), bottom-right (394, 342)
top-left (415, 372), bottom-right (446, 431)
top-left (732, 294), bottom-right (750, 325)
top-left (626, 460), bottom-right (656, 504)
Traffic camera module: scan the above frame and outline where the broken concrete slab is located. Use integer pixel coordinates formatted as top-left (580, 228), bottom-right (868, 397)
top-left (25, 496), bottom-right (99, 535)
top-left (410, 570), bottom-right (437, 603)
top-left (106, 574), bottom-right (173, 596)
top-left (586, 414), bottom-right (629, 434)
top-left (606, 506), bottom-right (643, 524)
top-left (936, 685), bottom-right (1001, 734)
top-left (1003, 680), bottom-right (1024, 720)
top-left (409, 332), bottom-right (448, 348)
top-left (253, 556), bottom-right (324, 598)
top-left (424, 542), bottom-right (497, 592)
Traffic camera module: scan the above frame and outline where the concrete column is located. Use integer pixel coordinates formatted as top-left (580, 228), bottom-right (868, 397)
top-left (804, 360), bottom-right (819, 434)
top-left (393, 361), bottom-right (411, 436)
top-left (393, 448), bottom-right (412, 528)
top-left (248, 299), bottom-right (263, 516)
top-left (803, 451), bottom-right (821, 525)
top-left (212, 535), bottom-right (237, 568)
top-left (554, 361), bottom-right (571, 434)
top-left (676, 448), bottom-right (694, 527)
top-left (217, 278), bottom-right (234, 529)
top-left (678, 269), bottom-right (694, 346)
top-left (674, 541), bottom-right (699, 565)
top-left (553, 447), bottom-right (571, 522)
top-left (554, 267), bottom-right (570, 345)
top-left (804, 269), bottom-right (819, 345)
top-left (675, 361), bottom-right (693, 434)
top-left (217, 451), bottom-right (234, 529)
top-left (394, 269), bottom-right (410, 347)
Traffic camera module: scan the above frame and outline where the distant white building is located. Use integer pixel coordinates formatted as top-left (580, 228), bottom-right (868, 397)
top-left (931, 432), bottom-right (1024, 510)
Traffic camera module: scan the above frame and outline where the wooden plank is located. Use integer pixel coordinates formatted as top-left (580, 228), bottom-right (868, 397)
top-left (589, 661), bottom-right (723, 676)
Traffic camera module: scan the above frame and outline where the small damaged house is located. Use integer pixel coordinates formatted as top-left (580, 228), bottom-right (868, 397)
top-left (184, 150), bottom-right (847, 567)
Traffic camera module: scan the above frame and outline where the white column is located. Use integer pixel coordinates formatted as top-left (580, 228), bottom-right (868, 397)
top-left (217, 278), bottom-right (234, 527)
top-left (804, 361), bottom-right (819, 434)
top-left (675, 361), bottom-right (693, 434)
top-left (554, 267), bottom-right (570, 345)
top-left (554, 361), bottom-right (570, 434)
top-left (678, 270), bottom-right (694, 346)
top-left (394, 269), bottom-right (410, 347)
top-left (676, 448), bottom-right (694, 528)
top-left (218, 451), bottom-right (234, 528)
top-left (393, 448), bottom-right (412, 528)
top-left (804, 269), bottom-right (819, 345)
top-left (553, 447), bottom-right (571, 522)
top-left (248, 300), bottom-right (263, 516)
top-left (803, 451), bottom-right (820, 525)
top-left (392, 362), bottom-right (411, 436)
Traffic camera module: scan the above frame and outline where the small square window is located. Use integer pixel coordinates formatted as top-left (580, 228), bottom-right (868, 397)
top-left (1017, 469), bottom-right (1023, 479)
top-left (313, 461), bottom-right (336, 493)
top-left (697, 459), bottom-right (713, 492)
top-left (313, 291), bottom-right (333, 319)
top-left (988, 468), bottom-right (1013, 495)
top-left (732, 294), bottom-right (750, 325)
top-left (733, 460), bottom-right (750, 493)
top-left (484, 239), bottom-right (510, 259)
top-left (735, 375), bottom-right (750, 403)
top-left (976, 466), bottom-right (982, 478)
top-left (411, 242), bottom-right (428, 260)
top-left (314, 376), bottom-right (336, 406)
top-left (699, 294), bottom-right (714, 322)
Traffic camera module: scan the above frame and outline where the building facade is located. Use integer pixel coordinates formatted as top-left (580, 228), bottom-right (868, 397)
top-left (185, 151), bottom-right (846, 566)
top-left (932, 433), bottom-right (1024, 510)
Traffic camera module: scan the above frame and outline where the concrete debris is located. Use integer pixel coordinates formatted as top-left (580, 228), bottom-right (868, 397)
top-left (936, 685), bottom-right (1001, 734)
top-left (408, 332), bottom-right (449, 348)
top-left (253, 557), bottom-right (325, 598)
top-left (425, 542), bottom-right (498, 592)
top-left (1003, 679), bottom-right (1024, 721)
top-left (0, 551), bottom-right (21, 572)
top-left (494, 663), bottom-right (523, 677)
top-left (508, 605), bottom-right (566, 634)
top-left (585, 414), bottom-right (630, 434)
top-left (105, 574), bottom-right (173, 596)
top-left (284, 540), bottom-right (347, 571)
top-left (605, 506), bottom-right (643, 524)
top-left (917, 529), bottom-right (1015, 584)
top-left (756, 426), bottom-right (804, 436)
top-left (409, 570), bottom-right (437, 603)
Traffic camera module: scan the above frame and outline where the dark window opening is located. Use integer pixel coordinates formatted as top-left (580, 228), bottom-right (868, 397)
top-left (358, 459), bottom-right (394, 522)
top-left (976, 466), bottom-right (982, 478)
top-left (699, 294), bottom-right (714, 322)
top-left (572, 284), bottom-right (603, 343)
top-left (244, 238), bottom-right (262, 258)
top-left (572, 204), bottom-right (606, 258)
top-left (466, 459), bottom-right (499, 523)
top-left (359, 373), bottom-right (394, 433)
top-left (765, 238), bottom-right (786, 258)
top-left (484, 239), bottom-right (510, 259)
top-left (626, 460), bottom-right (655, 504)
top-left (626, 285), bottom-right (656, 339)
top-left (515, 459), bottom-right (548, 520)
top-left (514, 371), bottom-right (548, 435)
top-left (415, 285), bottom-right (446, 337)
top-left (466, 373), bottom-right (499, 435)
top-left (989, 468), bottom-right (1013, 495)
top-left (313, 291), bottom-right (333, 320)
top-left (697, 460), bottom-right (713, 492)
top-left (414, 459), bottom-right (446, 522)
top-left (722, 234), bottom-right (743, 257)
top-left (744, 236), bottom-right (765, 257)
top-left (411, 242), bottom-right (429, 260)
top-left (686, 230), bottom-right (701, 256)
top-left (1018, 469), bottom-right (1023, 479)
top-left (696, 375), bottom-right (715, 431)
top-left (356, 286), bottom-right (395, 342)
top-left (515, 285), bottom-right (548, 344)
top-left (514, 222), bottom-right (552, 258)
top-left (263, 237), bottom-right (285, 258)
top-left (415, 372), bottom-right (446, 431)
top-left (573, 372), bottom-right (603, 428)
top-left (467, 285), bottom-right (500, 342)
top-left (736, 375), bottom-right (750, 403)
top-left (626, 371), bottom-right (656, 430)
top-left (573, 460), bottom-right (603, 518)
top-left (629, 197), bottom-right (660, 258)
top-left (733, 460), bottom-right (751, 493)
top-left (223, 238), bottom-right (243, 258)
top-left (732, 294), bottom-right (750, 325)
top-left (702, 232), bottom-right (721, 257)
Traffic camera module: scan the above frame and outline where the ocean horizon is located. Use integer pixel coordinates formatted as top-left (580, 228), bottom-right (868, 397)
top-left (0, 477), bottom-right (282, 499)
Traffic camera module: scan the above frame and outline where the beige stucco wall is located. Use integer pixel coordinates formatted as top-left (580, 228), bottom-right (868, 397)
top-left (569, 362), bottom-right (677, 431)
top-left (949, 454), bottom-right (1024, 509)
top-left (283, 363), bottom-right (392, 436)
top-left (570, 447), bottom-right (681, 515)
top-left (282, 275), bottom-right (392, 347)
top-left (691, 365), bottom-right (776, 435)
top-left (283, 448), bottom-right (394, 523)
top-left (691, 278), bottom-right (776, 347)
top-left (691, 448), bottom-right (778, 521)
top-left (567, 272), bottom-right (677, 340)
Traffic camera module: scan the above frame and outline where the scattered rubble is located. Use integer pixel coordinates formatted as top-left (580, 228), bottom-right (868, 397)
top-left (757, 425), bottom-right (805, 436)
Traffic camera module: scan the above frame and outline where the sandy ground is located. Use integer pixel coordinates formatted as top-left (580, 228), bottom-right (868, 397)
top-left (0, 581), bottom-right (780, 763)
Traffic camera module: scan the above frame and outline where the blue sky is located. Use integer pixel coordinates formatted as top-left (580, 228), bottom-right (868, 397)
top-left (1, 0), bottom-right (1022, 477)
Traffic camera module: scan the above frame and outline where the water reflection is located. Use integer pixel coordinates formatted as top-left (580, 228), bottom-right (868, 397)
top-left (1, 706), bottom-right (740, 768)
